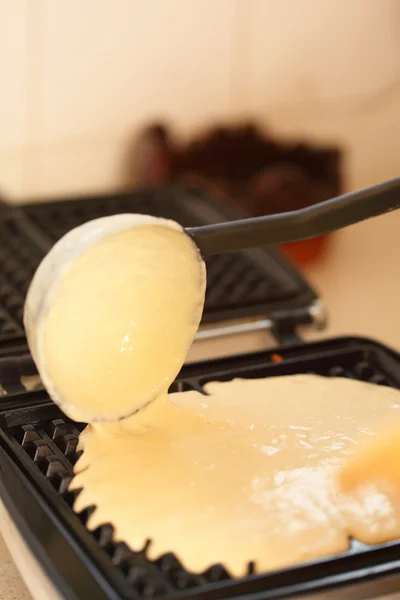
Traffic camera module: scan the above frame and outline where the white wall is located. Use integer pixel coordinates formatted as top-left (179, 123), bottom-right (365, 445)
top-left (1, 0), bottom-right (399, 202)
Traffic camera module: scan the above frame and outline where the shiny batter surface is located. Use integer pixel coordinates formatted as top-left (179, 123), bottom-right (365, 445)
top-left (71, 375), bottom-right (400, 576)
top-left (40, 223), bottom-right (205, 422)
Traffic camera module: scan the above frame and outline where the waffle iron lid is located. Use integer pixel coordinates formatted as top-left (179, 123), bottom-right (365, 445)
top-left (0, 186), bottom-right (323, 342)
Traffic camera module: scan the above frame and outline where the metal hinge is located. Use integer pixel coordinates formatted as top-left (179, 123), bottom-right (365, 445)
top-left (271, 299), bottom-right (327, 345)
top-left (195, 299), bottom-right (328, 345)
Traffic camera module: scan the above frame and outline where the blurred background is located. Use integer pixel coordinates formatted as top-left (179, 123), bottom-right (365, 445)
top-left (1, 0), bottom-right (400, 346)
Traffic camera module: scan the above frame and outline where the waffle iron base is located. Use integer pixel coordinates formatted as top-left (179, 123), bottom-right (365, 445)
top-left (1, 336), bottom-right (400, 600)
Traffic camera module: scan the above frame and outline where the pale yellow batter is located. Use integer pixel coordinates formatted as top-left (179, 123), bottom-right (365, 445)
top-left (24, 214), bottom-right (400, 578)
top-left (71, 375), bottom-right (400, 575)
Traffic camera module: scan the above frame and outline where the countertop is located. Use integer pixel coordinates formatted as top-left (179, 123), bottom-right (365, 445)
top-left (1, 208), bottom-right (399, 599)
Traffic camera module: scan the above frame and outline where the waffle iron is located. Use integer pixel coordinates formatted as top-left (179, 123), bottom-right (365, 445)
top-left (0, 184), bottom-right (400, 599)
top-left (1, 336), bottom-right (400, 600)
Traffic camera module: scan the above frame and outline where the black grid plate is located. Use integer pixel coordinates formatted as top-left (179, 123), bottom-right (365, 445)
top-left (0, 219), bottom-right (43, 341)
top-left (15, 186), bottom-right (317, 324)
top-left (1, 337), bottom-right (400, 600)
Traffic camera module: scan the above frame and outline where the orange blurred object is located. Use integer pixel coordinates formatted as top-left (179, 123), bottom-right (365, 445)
top-left (281, 235), bottom-right (331, 266)
top-left (339, 421), bottom-right (400, 495)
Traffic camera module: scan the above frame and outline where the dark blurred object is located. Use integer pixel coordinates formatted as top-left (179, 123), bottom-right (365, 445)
top-left (134, 123), bottom-right (342, 266)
